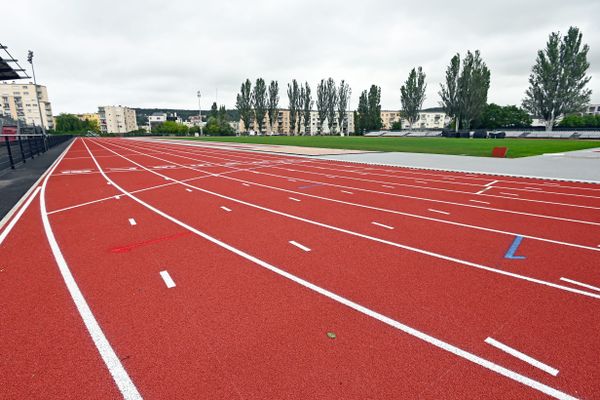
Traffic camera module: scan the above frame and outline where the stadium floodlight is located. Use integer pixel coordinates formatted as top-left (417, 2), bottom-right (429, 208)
top-left (27, 50), bottom-right (46, 137)
top-left (197, 90), bottom-right (203, 136)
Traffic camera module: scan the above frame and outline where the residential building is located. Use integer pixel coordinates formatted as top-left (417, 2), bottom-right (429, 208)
top-left (148, 112), bottom-right (167, 130)
top-left (98, 105), bottom-right (138, 134)
top-left (400, 108), bottom-right (450, 129)
top-left (0, 82), bottom-right (54, 129)
top-left (77, 113), bottom-right (100, 124)
top-left (584, 104), bottom-right (600, 115)
top-left (240, 109), bottom-right (354, 135)
top-left (381, 110), bottom-right (402, 130)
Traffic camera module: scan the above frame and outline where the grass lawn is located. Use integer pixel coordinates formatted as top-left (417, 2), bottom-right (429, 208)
top-left (165, 136), bottom-right (600, 158)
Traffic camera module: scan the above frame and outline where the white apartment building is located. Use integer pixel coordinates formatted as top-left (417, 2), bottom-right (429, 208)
top-left (0, 82), bottom-right (54, 129)
top-left (585, 104), bottom-right (600, 115)
top-left (98, 105), bottom-right (138, 134)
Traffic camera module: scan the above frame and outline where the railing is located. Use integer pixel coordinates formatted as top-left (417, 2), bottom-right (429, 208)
top-left (1, 118), bottom-right (73, 172)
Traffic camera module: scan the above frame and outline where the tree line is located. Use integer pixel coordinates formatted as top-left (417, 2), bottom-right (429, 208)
top-left (234, 26), bottom-right (592, 135)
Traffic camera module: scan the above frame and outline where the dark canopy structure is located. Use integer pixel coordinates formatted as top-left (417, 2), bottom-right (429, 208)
top-left (0, 44), bottom-right (30, 81)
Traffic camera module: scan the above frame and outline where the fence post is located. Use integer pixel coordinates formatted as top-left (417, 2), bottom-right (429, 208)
top-left (28, 136), bottom-right (35, 159)
top-left (18, 135), bottom-right (26, 164)
top-left (5, 136), bottom-right (15, 169)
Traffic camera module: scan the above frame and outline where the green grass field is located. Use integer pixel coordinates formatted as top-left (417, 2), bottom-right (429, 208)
top-left (167, 136), bottom-right (600, 158)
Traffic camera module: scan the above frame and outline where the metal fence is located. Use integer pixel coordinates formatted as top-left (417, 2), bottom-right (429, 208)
top-left (0, 118), bottom-right (73, 172)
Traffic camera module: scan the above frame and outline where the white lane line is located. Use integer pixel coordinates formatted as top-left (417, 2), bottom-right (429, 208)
top-left (0, 187), bottom-right (41, 245)
top-left (372, 221), bottom-right (394, 230)
top-left (428, 209), bottom-right (450, 215)
top-left (289, 240), bottom-right (311, 252)
top-left (501, 192), bottom-right (519, 197)
top-left (289, 197), bottom-right (301, 202)
top-left (382, 185), bottom-right (395, 189)
top-left (416, 180), bottom-right (427, 184)
top-left (220, 206), bottom-right (232, 212)
top-left (484, 337), bottom-right (559, 377)
top-left (87, 143), bottom-right (578, 399)
top-left (485, 180), bottom-right (499, 187)
top-left (42, 140), bottom-right (142, 399)
top-left (128, 218), bottom-right (137, 226)
top-left (469, 200), bottom-right (490, 204)
top-left (526, 187), bottom-right (543, 191)
top-left (560, 277), bottom-right (600, 292)
top-left (186, 188), bottom-right (192, 192)
top-left (159, 270), bottom-right (176, 288)
top-left (476, 186), bottom-right (491, 195)
top-left (341, 190), bottom-right (354, 194)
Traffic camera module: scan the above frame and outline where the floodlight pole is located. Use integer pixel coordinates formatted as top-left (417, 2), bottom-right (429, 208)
top-left (197, 90), bottom-right (203, 136)
top-left (27, 51), bottom-right (46, 137)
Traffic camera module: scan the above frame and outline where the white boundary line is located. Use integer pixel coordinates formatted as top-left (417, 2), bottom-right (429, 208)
top-left (485, 337), bottom-right (559, 376)
top-left (40, 138), bottom-right (142, 399)
top-left (428, 209), bottom-right (450, 215)
top-left (559, 277), bottom-right (600, 293)
top-left (89, 139), bottom-right (600, 299)
top-left (83, 138), bottom-right (578, 400)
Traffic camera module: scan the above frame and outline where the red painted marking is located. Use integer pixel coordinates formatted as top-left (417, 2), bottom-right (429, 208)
top-left (109, 231), bottom-right (191, 253)
top-left (491, 147), bottom-right (508, 158)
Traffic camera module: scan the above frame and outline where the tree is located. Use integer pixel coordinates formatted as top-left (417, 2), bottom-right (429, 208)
top-left (337, 80), bottom-right (351, 136)
top-left (55, 113), bottom-right (100, 133)
top-left (301, 82), bottom-right (313, 135)
top-left (252, 78), bottom-right (267, 134)
top-left (472, 104), bottom-right (532, 129)
top-left (439, 51), bottom-right (490, 131)
top-left (355, 91), bottom-right (368, 134)
top-left (522, 26), bottom-right (592, 131)
top-left (400, 67), bottom-right (427, 130)
top-left (151, 120), bottom-right (189, 136)
top-left (559, 113), bottom-right (600, 128)
top-left (236, 79), bottom-right (253, 134)
top-left (316, 79), bottom-right (327, 134)
top-left (367, 85), bottom-right (382, 131)
top-left (204, 104), bottom-right (236, 135)
top-left (325, 78), bottom-right (338, 134)
top-left (439, 54), bottom-right (461, 131)
top-left (267, 80), bottom-right (279, 134)
top-left (287, 79), bottom-right (300, 135)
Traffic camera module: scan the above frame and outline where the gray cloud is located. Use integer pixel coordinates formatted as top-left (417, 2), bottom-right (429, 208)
top-left (4, 0), bottom-right (599, 113)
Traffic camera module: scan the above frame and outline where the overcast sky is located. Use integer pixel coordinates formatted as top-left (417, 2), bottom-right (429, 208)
top-left (4, 0), bottom-right (600, 114)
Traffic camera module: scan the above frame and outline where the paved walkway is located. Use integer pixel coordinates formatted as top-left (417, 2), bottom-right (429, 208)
top-left (315, 147), bottom-right (600, 183)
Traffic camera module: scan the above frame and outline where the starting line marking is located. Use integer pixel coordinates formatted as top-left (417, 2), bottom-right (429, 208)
top-left (371, 221), bottom-right (394, 230)
top-left (484, 337), bottom-right (559, 376)
top-left (220, 206), bottom-right (232, 212)
top-left (428, 209), bottom-right (450, 215)
top-left (289, 197), bottom-right (301, 202)
top-left (560, 277), bottom-right (600, 293)
top-left (128, 218), bottom-right (137, 226)
top-left (159, 270), bottom-right (176, 288)
top-left (289, 240), bottom-right (311, 252)
top-left (485, 180), bottom-right (499, 187)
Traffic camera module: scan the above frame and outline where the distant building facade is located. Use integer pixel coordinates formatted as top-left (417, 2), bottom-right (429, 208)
top-left (585, 104), bottom-right (600, 115)
top-left (0, 82), bottom-right (54, 129)
top-left (77, 113), bottom-right (100, 124)
top-left (98, 105), bottom-right (138, 134)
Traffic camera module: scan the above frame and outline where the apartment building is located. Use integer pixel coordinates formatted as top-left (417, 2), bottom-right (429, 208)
top-left (381, 110), bottom-right (402, 130)
top-left (585, 104), bottom-right (600, 115)
top-left (98, 105), bottom-right (138, 134)
top-left (0, 82), bottom-right (54, 129)
top-left (240, 109), bottom-right (354, 135)
top-left (77, 113), bottom-right (100, 124)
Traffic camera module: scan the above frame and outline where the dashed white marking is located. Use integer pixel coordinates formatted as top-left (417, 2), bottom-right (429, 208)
top-left (242, 183), bottom-right (250, 187)
top-left (485, 180), bottom-right (499, 187)
top-left (560, 277), bottom-right (600, 293)
top-left (128, 218), bottom-right (137, 226)
top-left (107, 182), bottom-right (112, 185)
top-left (185, 188), bottom-right (192, 192)
top-left (289, 197), bottom-right (301, 202)
top-left (525, 187), bottom-right (543, 191)
top-left (484, 337), bottom-right (559, 376)
top-left (501, 192), bottom-right (519, 197)
top-left (371, 221), bottom-right (394, 230)
top-left (220, 206), bottom-right (232, 212)
top-left (469, 200), bottom-right (490, 204)
top-left (428, 209), bottom-right (450, 215)
top-left (341, 190), bottom-right (353, 194)
top-left (159, 270), bottom-right (176, 288)
top-left (289, 240), bottom-right (311, 252)
top-left (382, 185), bottom-right (395, 189)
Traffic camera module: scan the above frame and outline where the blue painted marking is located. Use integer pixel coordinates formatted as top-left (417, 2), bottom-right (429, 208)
top-left (298, 183), bottom-right (322, 190)
top-left (504, 235), bottom-right (526, 260)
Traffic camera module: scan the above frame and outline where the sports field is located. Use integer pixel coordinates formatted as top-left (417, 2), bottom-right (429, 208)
top-left (1, 137), bottom-right (599, 399)
top-left (170, 136), bottom-right (600, 158)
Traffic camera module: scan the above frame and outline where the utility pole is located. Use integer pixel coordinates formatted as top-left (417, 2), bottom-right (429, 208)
top-left (197, 90), bottom-right (203, 136)
top-left (27, 51), bottom-right (47, 139)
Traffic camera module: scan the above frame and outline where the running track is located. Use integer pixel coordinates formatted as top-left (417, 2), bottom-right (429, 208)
top-left (1, 137), bottom-right (599, 399)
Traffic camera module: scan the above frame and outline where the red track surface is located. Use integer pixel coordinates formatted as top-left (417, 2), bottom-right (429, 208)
top-left (2, 137), bottom-right (600, 399)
